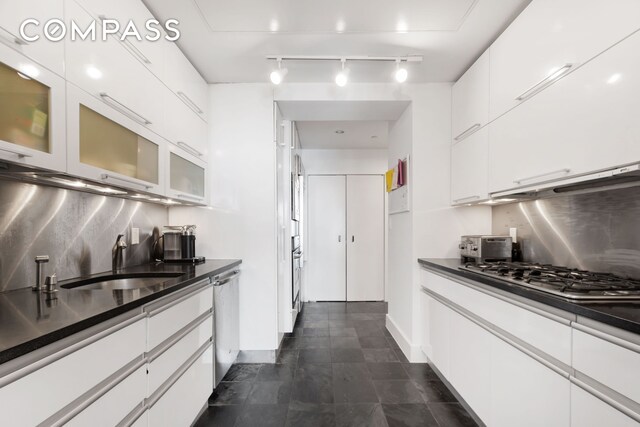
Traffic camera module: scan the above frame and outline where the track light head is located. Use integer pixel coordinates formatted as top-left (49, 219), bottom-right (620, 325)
top-left (335, 59), bottom-right (349, 87)
top-left (394, 59), bottom-right (408, 83)
top-left (270, 59), bottom-right (288, 85)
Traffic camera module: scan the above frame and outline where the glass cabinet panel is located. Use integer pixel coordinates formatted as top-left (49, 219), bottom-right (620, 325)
top-left (0, 61), bottom-right (50, 153)
top-left (79, 105), bottom-right (158, 184)
top-left (170, 152), bottom-right (205, 197)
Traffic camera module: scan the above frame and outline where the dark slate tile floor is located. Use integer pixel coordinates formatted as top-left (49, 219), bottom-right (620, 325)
top-left (195, 302), bottom-right (478, 427)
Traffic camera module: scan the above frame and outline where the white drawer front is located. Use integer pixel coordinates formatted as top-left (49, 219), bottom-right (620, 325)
top-left (147, 284), bottom-right (213, 351)
top-left (570, 383), bottom-right (639, 427)
top-left (0, 318), bottom-right (145, 426)
top-left (573, 327), bottom-right (640, 405)
top-left (148, 316), bottom-right (213, 394)
top-left (148, 344), bottom-right (214, 427)
top-left (66, 365), bottom-right (147, 427)
top-left (422, 270), bottom-right (571, 365)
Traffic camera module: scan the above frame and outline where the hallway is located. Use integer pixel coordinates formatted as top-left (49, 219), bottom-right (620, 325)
top-left (195, 302), bottom-right (477, 427)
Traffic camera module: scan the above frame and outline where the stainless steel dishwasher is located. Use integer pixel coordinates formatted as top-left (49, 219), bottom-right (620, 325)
top-left (212, 269), bottom-right (240, 388)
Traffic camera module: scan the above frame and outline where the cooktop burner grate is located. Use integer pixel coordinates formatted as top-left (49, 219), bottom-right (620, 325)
top-left (460, 261), bottom-right (640, 301)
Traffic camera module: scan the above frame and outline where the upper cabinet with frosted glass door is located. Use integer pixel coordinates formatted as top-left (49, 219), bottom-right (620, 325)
top-left (166, 144), bottom-right (207, 205)
top-left (489, 0), bottom-right (640, 121)
top-left (0, 43), bottom-right (65, 171)
top-left (66, 84), bottom-right (166, 195)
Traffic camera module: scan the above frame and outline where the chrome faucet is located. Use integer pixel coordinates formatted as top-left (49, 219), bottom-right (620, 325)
top-left (112, 234), bottom-right (127, 271)
top-left (33, 255), bottom-right (49, 291)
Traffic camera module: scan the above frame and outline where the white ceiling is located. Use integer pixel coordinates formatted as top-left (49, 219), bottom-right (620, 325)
top-left (143, 0), bottom-right (531, 83)
top-left (296, 121), bottom-right (389, 150)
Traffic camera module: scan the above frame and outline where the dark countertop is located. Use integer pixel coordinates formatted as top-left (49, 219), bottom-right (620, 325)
top-left (0, 259), bottom-right (241, 365)
top-left (418, 258), bottom-right (640, 335)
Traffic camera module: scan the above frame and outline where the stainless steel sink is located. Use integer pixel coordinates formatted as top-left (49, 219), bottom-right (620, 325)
top-left (61, 272), bottom-right (184, 291)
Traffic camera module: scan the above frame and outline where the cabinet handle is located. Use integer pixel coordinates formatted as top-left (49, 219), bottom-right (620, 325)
top-left (452, 195), bottom-right (480, 203)
top-left (0, 26), bottom-right (27, 46)
top-left (177, 141), bottom-right (204, 157)
top-left (97, 15), bottom-right (151, 64)
top-left (513, 168), bottom-right (571, 185)
top-left (175, 193), bottom-right (204, 202)
top-left (213, 270), bottom-right (241, 286)
top-left (338, 235), bottom-right (341, 242)
top-left (0, 146), bottom-right (33, 159)
top-left (177, 91), bottom-right (204, 115)
top-left (515, 64), bottom-right (573, 102)
top-left (100, 173), bottom-right (153, 190)
top-left (99, 92), bottom-right (152, 125)
top-left (351, 236), bottom-right (355, 243)
top-left (453, 123), bottom-right (481, 142)
top-left (571, 377), bottom-right (640, 424)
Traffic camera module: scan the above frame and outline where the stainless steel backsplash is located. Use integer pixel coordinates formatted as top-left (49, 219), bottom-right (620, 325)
top-left (492, 187), bottom-right (640, 278)
top-left (0, 179), bottom-right (167, 292)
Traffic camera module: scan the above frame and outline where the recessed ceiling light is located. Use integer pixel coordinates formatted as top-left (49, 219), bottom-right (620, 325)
top-left (86, 65), bottom-right (103, 80)
top-left (335, 130), bottom-right (345, 134)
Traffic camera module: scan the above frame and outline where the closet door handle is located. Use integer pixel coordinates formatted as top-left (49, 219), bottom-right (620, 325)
top-left (351, 236), bottom-right (355, 243)
top-left (338, 235), bottom-right (341, 242)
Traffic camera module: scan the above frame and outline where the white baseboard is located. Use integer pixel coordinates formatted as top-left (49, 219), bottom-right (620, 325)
top-left (385, 314), bottom-right (428, 363)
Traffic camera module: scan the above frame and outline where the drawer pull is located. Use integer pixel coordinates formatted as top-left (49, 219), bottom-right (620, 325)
top-left (0, 26), bottom-right (27, 46)
top-left (100, 174), bottom-right (153, 190)
top-left (175, 193), bottom-right (204, 202)
top-left (98, 16), bottom-right (151, 65)
top-left (513, 168), bottom-right (571, 185)
top-left (453, 123), bottom-right (481, 142)
top-left (99, 92), bottom-right (152, 125)
top-left (452, 195), bottom-right (480, 204)
top-left (177, 91), bottom-right (204, 115)
top-left (515, 64), bottom-right (573, 102)
top-left (177, 141), bottom-right (203, 157)
top-left (213, 270), bottom-right (240, 287)
top-left (0, 146), bottom-right (33, 159)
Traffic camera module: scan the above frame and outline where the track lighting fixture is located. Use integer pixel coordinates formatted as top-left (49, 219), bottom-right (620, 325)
top-left (269, 58), bottom-right (288, 85)
top-left (394, 59), bottom-right (408, 83)
top-left (335, 58), bottom-right (349, 87)
top-left (265, 55), bottom-right (422, 84)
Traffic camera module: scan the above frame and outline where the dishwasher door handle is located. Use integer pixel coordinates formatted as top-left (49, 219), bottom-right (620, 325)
top-left (213, 270), bottom-right (240, 286)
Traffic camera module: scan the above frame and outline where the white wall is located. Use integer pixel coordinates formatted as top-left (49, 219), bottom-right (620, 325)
top-left (300, 149), bottom-right (387, 175)
top-left (169, 83), bottom-right (278, 356)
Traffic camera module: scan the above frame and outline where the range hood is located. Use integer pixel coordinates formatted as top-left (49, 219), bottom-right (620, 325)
top-left (491, 163), bottom-right (640, 200)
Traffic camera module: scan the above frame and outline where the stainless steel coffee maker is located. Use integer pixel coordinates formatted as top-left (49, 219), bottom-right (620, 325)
top-left (161, 225), bottom-right (204, 263)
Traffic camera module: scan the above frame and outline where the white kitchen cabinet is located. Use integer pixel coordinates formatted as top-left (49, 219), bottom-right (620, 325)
top-left (450, 126), bottom-right (489, 205)
top-left (148, 344), bottom-right (214, 427)
top-left (0, 44), bottom-right (66, 172)
top-left (0, 0), bottom-right (65, 76)
top-left (66, 365), bottom-right (147, 427)
top-left (163, 89), bottom-right (209, 160)
top-left (164, 43), bottom-right (209, 121)
top-left (449, 309), bottom-right (492, 423)
top-left (72, 0), bottom-right (167, 81)
top-left (0, 317), bottom-right (146, 426)
top-left (572, 324), bottom-right (640, 406)
top-left (452, 51), bottom-right (489, 143)
top-left (166, 143), bottom-right (208, 204)
top-left (145, 280), bottom-right (213, 351)
top-left (489, 0), bottom-right (640, 121)
top-left (570, 383), bottom-right (639, 427)
top-left (491, 334), bottom-right (570, 427)
top-left (489, 27), bottom-right (640, 194)
top-left (65, 0), bottom-right (165, 138)
top-left (419, 289), bottom-right (451, 378)
top-left (66, 83), bottom-right (167, 195)
top-left (148, 316), bottom-right (213, 394)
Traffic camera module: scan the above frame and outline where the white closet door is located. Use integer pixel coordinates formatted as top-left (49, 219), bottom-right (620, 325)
top-left (347, 175), bottom-right (384, 301)
top-left (307, 175), bottom-right (346, 301)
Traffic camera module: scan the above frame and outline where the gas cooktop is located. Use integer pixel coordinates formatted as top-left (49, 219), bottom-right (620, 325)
top-left (460, 261), bottom-right (640, 301)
